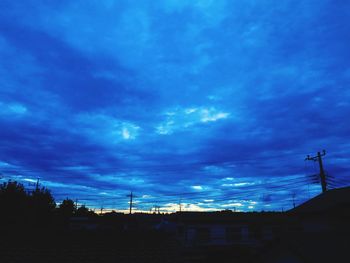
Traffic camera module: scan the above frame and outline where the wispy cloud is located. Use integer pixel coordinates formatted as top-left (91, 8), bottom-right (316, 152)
top-left (0, 0), bottom-right (349, 211)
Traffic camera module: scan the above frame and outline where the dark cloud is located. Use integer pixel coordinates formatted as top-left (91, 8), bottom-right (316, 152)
top-left (0, 0), bottom-right (349, 212)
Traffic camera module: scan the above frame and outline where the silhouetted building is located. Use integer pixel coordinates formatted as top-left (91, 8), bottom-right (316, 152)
top-left (258, 186), bottom-right (350, 263)
top-left (164, 211), bottom-right (294, 248)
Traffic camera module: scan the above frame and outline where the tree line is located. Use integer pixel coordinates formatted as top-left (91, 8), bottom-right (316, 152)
top-left (0, 180), bottom-right (97, 227)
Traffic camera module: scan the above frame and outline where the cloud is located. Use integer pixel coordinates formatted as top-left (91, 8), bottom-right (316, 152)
top-left (74, 113), bottom-right (141, 144)
top-left (0, 102), bottom-right (28, 116)
top-left (191, 185), bottom-right (203, 191)
top-left (0, 0), bottom-right (349, 211)
top-left (156, 106), bottom-right (230, 135)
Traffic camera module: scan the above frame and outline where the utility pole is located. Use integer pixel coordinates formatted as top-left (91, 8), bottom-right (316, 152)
top-left (305, 150), bottom-right (327, 193)
top-left (178, 199), bottom-right (182, 212)
top-left (35, 178), bottom-right (40, 191)
top-left (292, 193), bottom-right (296, 208)
top-left (154, 205), bottom-right (160, 214)
top-left (127, 192), bottom-right (134, 214)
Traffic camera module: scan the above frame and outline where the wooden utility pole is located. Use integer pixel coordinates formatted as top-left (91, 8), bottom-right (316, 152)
top-left (35, 178), bottom-right (40, 191)
top-left (305, 150), bottom-right (327, 193)
top-left (292, 193), bottom-right (296, 208)
top-left (154, 205), bottom-right (160, 214)
top-left (127, 192), bottom-right (134, 214)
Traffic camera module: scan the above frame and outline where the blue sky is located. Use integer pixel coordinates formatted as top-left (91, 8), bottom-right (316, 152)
top-left (0, 0), bottom-right (350, 212)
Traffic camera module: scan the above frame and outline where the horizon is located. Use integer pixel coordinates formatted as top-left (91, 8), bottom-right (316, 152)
top-left (1, 1), bottom-right (350, 212)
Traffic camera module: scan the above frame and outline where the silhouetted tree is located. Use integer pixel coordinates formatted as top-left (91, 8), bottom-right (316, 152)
top-left (75, 205), bottom-right (96, 217)
top-left (30, 187), bottom-right (56, 225)
top-left (57, 198), bottom-right (76, 218)
top-left (0, 181), bottom-right (28, 224)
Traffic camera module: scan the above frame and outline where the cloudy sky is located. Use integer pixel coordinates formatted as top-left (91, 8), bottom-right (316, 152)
top-left (1, 0), bottom-right (349, 212)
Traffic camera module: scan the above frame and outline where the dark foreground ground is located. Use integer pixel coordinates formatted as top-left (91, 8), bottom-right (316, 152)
top-left (1, 228), bottom-right (182, 263)
top-left (1, 227), bottom-right (350, 263)
top-left (1, 185), bottom-right (349, 262)
top-left (1, 227), bottom-right (259, 263)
